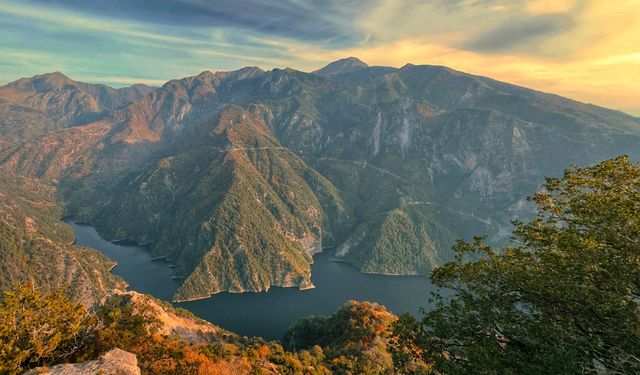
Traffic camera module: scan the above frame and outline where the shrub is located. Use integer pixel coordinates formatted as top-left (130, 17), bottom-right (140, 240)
top-left (0, 283), bottom-right (96, 373)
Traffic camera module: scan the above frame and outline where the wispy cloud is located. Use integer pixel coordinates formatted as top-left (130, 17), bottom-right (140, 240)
top-left (0, 0), bottom-right (338, 85)
top-left (0, 0), bottom-right (638, 114)
top-left (462, 13), bottom-right (576, 54)
top-left (22, 0), bottom-right (369, 46)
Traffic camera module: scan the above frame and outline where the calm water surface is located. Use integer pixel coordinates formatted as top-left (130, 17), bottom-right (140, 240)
top-left (68, 221), bottom-right (437, 340)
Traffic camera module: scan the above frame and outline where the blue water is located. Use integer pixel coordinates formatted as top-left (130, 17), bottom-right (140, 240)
top-left (68, 221), bottom-right (437, 340)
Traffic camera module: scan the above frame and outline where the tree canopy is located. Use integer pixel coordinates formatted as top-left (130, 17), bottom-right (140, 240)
top-left (0, 283), bottom-right (94, 373)
top-left (393, 156), bottom-right (640, 374)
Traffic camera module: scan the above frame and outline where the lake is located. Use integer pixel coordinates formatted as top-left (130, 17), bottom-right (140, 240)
top-left (68, 221), bottom-right (438, 340)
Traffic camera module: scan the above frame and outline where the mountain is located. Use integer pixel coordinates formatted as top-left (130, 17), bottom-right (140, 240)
top-left (0, 72), bottom-right (154, 128)
top-left (312, 56), bottom-right (369, 77)
top-left (2, 60), bottom-right (640, 301)
top-left (81, 105), bottom-right (349, 301)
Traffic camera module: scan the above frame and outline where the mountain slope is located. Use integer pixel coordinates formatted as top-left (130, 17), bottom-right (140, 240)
top-left (6, 282), bottom-right (404, 374)
top-left (0, 102), bottom-right (57, 148)
top-left (0, 173), bottom-right (125, 305)
top-left (67, 105), bottom-right (348, 301)
top-left (2, 61), bottom-right (640, 300)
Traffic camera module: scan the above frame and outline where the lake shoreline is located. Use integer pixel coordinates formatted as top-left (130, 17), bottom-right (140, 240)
top-left (66, 220), bottom-right (436, 340)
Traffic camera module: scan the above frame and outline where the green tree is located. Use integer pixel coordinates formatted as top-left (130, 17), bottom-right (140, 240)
top-left (392, 156), bottom-right (640, 374)
top-left (0, 283), bottom-right (96, 374)
top-left (92, 293), bottom-right (158, 354)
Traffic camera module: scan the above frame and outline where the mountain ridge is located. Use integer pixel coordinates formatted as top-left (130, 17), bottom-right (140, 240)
top-left (0, 71), bottom-right (154, 126)
top-left (2, 58), bottom-right (639, 301)
top-left (6, 63), bottom-right (639, 120)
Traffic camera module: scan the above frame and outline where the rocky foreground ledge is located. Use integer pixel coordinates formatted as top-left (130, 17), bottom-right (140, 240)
top-left (25, 348), bottom-right (140, 375)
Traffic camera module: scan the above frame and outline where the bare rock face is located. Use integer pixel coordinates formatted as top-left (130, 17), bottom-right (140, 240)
top-left (25, 348), bottom-right (140, 375)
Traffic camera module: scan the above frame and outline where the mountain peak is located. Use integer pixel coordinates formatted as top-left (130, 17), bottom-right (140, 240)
top-left (196, 70), bottom-right (214, 78)
top-left (45, 71), bottom-right (70, 79)
top-left (6, 71), bottom-right (75, 91)
top-left (34, 71), bottom-right (74, 86)
top-left (313, 57), bottom-right (369, 77)
top-left (192, 67), bottom-right (264, 83)
top-left (0, 71), bottom-right (154, 123)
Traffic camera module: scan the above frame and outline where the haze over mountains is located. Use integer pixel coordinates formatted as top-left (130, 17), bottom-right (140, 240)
top-left (2, 57), bottom-right (639, 302)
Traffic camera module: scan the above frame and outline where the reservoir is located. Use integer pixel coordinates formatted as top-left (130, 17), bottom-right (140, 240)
top-left (68, 221), bottom-right (437, 340)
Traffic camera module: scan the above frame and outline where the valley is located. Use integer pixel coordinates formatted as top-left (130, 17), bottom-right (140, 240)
top-left (2, 1), bottom-right (639, 372)
top-left (68, 220), bottom-right (435, 340)
top-left (3, 58), bottom-right (639, 303)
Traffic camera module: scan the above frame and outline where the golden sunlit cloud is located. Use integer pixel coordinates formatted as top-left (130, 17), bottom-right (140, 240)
top-left (526, 0), bottom-right (577, 14)
top-left (1, 0), bottom-right (638, 115)
top-left (321, 0), bottom-right (640, 115)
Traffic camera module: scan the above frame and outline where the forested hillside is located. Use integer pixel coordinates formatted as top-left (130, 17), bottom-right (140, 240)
top-left (2, 62), bottom-right (639, 301)
top-left (0, 173), bottom-right (124, 305)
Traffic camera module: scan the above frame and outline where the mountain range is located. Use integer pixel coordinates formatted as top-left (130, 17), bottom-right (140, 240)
top-left (2, 57), bottom-right (639, 302)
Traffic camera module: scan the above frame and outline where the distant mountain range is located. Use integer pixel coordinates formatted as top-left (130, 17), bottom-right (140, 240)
top-left (2, 57), bottom-right (639, 301)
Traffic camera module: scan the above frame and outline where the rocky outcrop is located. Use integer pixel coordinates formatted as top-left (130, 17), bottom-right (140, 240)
top-left (114, 290), bottom-right (228, 342)
top-left (25, 349), bottom-right (140, 375)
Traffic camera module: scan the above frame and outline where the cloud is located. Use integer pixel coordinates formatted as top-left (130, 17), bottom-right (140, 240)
top-left (23, 0), bottom-right (371, 46)
top-left (355, 0), bottom-right (585, 58)
top-left (0, 0), bottom-right (336, 85)
top-left (0, 0), bottom-right (638, 115)
top-left (463, 13), bottom-right (576, 54)
top-left (594, 53), bottom-right (640, 66)
top-left (526, 0), bottom-right (577, 14)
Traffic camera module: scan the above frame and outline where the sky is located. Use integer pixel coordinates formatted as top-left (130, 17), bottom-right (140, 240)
top-left (0, 0), bottom-right (638, 115)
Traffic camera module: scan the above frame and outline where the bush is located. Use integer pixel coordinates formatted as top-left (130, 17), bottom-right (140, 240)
top-left (0, 283), bottom-right (96, 373)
